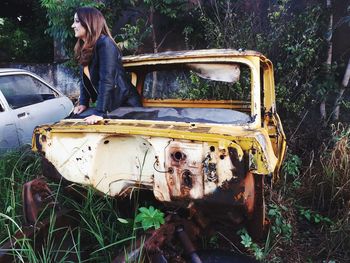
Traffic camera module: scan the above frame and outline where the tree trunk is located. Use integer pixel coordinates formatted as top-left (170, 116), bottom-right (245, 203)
top-left (333, 58), bottom-right (350, 120)
top-left (320, 0), bottom-right (333, 122)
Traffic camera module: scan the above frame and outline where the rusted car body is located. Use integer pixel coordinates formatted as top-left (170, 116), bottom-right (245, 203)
top-left (32, 49), bottom-right (286, 237)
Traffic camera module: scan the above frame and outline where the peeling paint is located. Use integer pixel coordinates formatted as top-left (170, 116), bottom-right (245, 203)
top-left (32, 49), bottom-right (287, 238)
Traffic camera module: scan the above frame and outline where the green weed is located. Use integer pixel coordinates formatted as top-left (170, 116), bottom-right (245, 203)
top-left (282, 153), bottom-right (302, 178)
top-left (134, 206), bottom-right (165, 231)
top-left (297, 206), bottom-right (333, 225)
top-left (268, 204), bottom-right (293, 242)
top-left (281, 152), bottom-right (302, 194)
top-left (237, 228), bottom-right (264, 261)
top-left (237, 203), bottom-right (293, 261)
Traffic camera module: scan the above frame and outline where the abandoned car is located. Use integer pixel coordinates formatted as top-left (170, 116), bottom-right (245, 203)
top-left (0, 69), bottom-right (73, 153)
top-left (32, 49), bottom-right (286, 246)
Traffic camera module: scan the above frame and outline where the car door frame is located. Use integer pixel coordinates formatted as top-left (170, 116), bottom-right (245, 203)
top-left (0, 89), bottom-right (21, 151)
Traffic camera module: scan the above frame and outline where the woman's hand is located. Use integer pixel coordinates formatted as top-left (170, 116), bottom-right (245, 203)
top-left (84, 115), bottom-right (103, 124)
top-left (73, 105), bottom-right (87, 114)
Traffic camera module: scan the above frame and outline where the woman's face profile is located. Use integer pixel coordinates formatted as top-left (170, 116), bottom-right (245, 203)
top-left (71, 13), bottom-right (87, 40)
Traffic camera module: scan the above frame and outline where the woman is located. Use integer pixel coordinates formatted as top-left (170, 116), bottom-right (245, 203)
top-left (71, 7), bottom-right (141, 124)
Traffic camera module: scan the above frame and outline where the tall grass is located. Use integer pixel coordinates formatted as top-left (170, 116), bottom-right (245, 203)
top-left (277, 123), bottom-right (350, 262)
top-left (317, 124), bottom-right (350, 260)
top-left (0, 147), bottom-right (41, 235)
top-left (0, 148), bottom-right (141, 262)
top-left (61, 187), bottom-right (136, 262)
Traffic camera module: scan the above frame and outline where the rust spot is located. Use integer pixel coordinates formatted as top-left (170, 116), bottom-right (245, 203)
top-left (152, 124), bottom-right (172, 129)
top-left (233, 192), bottom-right (244, 201)
top-left (228, 147), bottom-right (245, 178)
top-left (171, 126), bottom-right (190, 131)
top-left (135, 123), bottom-right (151, 127)
top-left (22, 178), bottom-right (54, 225)
top-left (165, 142), bottom-right (203, 199)
top-left (119, 123), bottom-right (136, 126)
top-left (189, 127), bottom-right (211, 133)
top-left (182, 170), bottom-right (192, 188)
top-left (243, 172), bottom-right (255, 215)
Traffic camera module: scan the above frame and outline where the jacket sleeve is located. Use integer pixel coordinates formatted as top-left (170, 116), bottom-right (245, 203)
top-left (95, 37), bottom-right (120, 113)
top-left (79, 67), bottom-right (90, 107)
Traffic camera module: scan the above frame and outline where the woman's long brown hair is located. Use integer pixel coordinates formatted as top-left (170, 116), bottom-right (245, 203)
top-left (74, 7), bottom-right (116, 66)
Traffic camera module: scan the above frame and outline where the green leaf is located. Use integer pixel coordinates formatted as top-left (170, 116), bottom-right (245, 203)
top-left (135, 206), bottom-right (165, 231)
top-left (240, 232), bottom-right (252, 247)
top-left (6, 206), bottom-right (13, 213)
top-left (253, 247), bottom-right (264, 260)
top-left (117, 218), bottom-right (128, 224)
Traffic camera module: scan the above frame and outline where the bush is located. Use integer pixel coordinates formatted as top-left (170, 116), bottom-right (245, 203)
top-left (190, 0), bottom-right (328, 118)
top-left (0, 5), bottom-right (53, 63)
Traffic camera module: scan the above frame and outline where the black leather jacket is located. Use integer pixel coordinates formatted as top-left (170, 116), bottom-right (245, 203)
top-left (79, 35), bottom-right (141, 116)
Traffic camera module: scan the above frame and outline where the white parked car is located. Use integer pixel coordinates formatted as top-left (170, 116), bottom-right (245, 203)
top-left (0, 68), bottom-right (73, 152)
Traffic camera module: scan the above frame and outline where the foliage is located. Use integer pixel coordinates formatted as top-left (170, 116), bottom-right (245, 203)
top-left (177, 72), bottom-right (210, 100)
top-left (237, 202), bottom-right (293, 261)
top-left (61, 187), bottom-right (134, 262)
top-left (176, 66), bottom-right (251, 101)
top-left (282, 153), bottom-right (302, 178)
top-left (268, 204), bottom-right (293, 242)
top-left (40, 0), bottom-right (103, 40)
top-left (191, 0), bottom-right (328, 117)
top-left (0, 148), bottom-right (41, 234)
top-left (134, 206), bottom-right (165, 230)
top-left (143, 0), bottom-right (187, 19)
top-left (318, 123), bottom-right (350, 210)
top-left (0, 149), bottom-right (137, 262)
top-left (39, 0), bottom-right (128, 62)
top-left (281, 152), bottom-right (302, 191)
top-left (0, 19), bottom-right (31, 61)
top-left (0, 2), bottom-right (53, 62)
top-left (237, 228), bottom-right (264, 260)
top-left (314, 63), bottom-right (340, 102)
top-left (116, 18), bottom-right (151, 53)
top-left (115, 0), bottom-right (190, 54)
top-left (297, 206), bottom-right (333, 225)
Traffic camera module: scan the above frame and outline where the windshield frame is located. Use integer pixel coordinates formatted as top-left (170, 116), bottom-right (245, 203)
top-left (125, 56), bottom-right (262, 128)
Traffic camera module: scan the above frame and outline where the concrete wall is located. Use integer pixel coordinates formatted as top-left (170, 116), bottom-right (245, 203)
top-left (0, 63), bottom-right (80, 98)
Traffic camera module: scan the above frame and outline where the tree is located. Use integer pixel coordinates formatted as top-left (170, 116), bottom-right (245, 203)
top-left (333, 58), bottom-right (350, 120)
top-left (0, 0), bottom-right (53, 62)
top-left (40, 0), bottom-right (103, 61)
top-left (320, 0), bottom-right (333, 122)
top-left (124, 0), bottom-right (189, 96)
